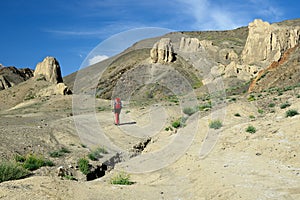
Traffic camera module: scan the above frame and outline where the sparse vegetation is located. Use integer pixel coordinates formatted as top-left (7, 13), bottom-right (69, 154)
top-left (268, 103), bottom-right (275, 108)
top-left (246, 125), bottom-right (256, 133)
top-left (15, 154), bottom-right (54, 171)
top-left (286, 109), bottom-right (299, 117)
top-left (183, 107), bottom-right (197, 116)
top-left (165, 126), bottom-right (173, 131)
top-left (209, 120), bottom-right (222, 129)
top-left (280, 102), bottom-right (291, 109)
top-left (88, 147), bottom-right (108, 161)
top-left (63, 175), bottom-right (77, 181)
top-left (49, 147), bottom-right (71, 158)
top-left (78, 158), bottom-right (90, 175)
top-left (249, 115), bottom-right (255, 119)
top-left (0, 161), bottom-right (30, 183)
top-left (258, 109), bottom-right (264, 114)
top-left (171, 117), bottom-right (187, 129)
top-left (110, 172), bottom-right (134, 185)
top-left (247, 94), bottom-right (256, 101)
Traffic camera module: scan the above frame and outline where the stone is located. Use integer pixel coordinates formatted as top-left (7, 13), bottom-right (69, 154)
top-left (150, 38), bottom-right (175, 63)
top-left (34, 56), bottom-right (63, 84)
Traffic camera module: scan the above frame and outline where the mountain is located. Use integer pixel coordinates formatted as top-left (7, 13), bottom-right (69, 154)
top-left (0, 65), bottom-right (33, 90)
top-left (64, 18), bottom-right (300, 100)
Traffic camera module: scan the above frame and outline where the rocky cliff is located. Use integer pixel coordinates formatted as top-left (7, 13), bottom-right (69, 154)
top-left (0, 66), bottom-right (33, 90)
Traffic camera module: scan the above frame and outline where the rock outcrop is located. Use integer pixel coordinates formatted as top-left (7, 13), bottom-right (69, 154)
top-left (34, 56), bottom-right (63, 84)
top-left (33, 56), bottom-right (72, 96)
top-left (0, 75), bottom-right (11, 90)
top-left (179, 37), bottom-right (202, 52)
top-left (248, 45), bottom-right (300, 93)
top-left (150, 38), bottom-right (175, 63)
top-left (0, 66), bottom-right (34, 90)
top-left (241, 19), bottom-right (300, 66)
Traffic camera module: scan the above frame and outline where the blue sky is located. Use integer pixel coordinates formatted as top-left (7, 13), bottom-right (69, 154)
top-left (0, 0), bottom-right (299, 76)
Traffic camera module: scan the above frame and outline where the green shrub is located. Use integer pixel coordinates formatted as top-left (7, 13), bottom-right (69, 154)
top-left (246, 125), bottom-right (256, 133)
top-left (258, 109), bottom-right (264, 114)
top-left (198, 102), bottom-right (212, 111)
top-left (64, 175), bottom-right (77, 181)
top-left (209, 120), bottom-right (222, 129)
top-left (183, 107), bottom-right (197, 116)
top-left (247, 95), bottom-right (256, 101)
top-left (234, 113), bottom-right (241, 117)
top-left (88, 147), bottom-right (108, 161)
top-left (78, 158), bottom-right (90, 175)
top-left (297, 94), bottom-right (300, 98)
top-left (0, 162), bottom-right (30, 183)
top-left (249, 115), bottom-right (255, 119)
top-left (49, 147), bottom-right (71, 158)
top-left (268, 103), bottom-right (275, 108)
top-left (110, 172), bottom-right (134, 185)
top-left (172, 120), bottom-right (181, 128)
top-left (22, 155), bottom-right (54, 171)
top-left (286, 109), bottom-right (299, 117)
top-left (280, 102), bottom-right (291, 109)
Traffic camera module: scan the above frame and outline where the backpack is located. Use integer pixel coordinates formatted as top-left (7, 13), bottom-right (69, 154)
top-left (114, 98), bottom-right (122, 109)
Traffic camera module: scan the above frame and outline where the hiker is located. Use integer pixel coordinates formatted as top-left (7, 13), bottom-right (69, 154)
top-left (113, 97), bottom-right (122, 125)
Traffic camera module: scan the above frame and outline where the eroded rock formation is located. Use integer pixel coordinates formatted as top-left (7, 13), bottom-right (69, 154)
top-left (150, 38), bottom-right (175, 63)
top-left (34, 56), bottom-right (63, 84)
top-left (241, 19), bottom-right (300, 66)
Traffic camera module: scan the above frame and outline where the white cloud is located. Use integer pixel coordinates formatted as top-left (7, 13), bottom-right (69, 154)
top-left (88, 55), bottom-right (109, 65)
top-left (175, 0), bottom-right (282, 30)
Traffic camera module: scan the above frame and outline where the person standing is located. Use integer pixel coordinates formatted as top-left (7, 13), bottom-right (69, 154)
top-left (113, 97), bottom-right (122, 125)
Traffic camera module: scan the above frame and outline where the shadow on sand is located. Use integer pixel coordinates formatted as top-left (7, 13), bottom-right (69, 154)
top-left (119, 121), bottom-right (137, 126)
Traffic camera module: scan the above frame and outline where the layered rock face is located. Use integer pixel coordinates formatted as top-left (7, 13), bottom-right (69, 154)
top-left (150, 38), bottom-right (175, 63)
top-left (34, 56), bottom-right (63, 84)
top-left (241, 19), bottom-right (300, 66)
top-left (0, 66), bottom-right (34, 90)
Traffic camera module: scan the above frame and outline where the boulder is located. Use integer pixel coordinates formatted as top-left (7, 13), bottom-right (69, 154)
top-left (34, 56), bottom-right (63, 84)
top-left (150, 38), bottom-right (175, 63)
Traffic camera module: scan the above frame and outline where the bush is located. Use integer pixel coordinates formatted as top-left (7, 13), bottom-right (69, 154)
top-left (258, 109), bottom-right (264, 114)
top-left (234, 113), bottom-right (241, 117)
top-left (268, 103), bottom-right (275, 108)
top-left (286, 109), bottom-right (299, 117)
top-left (183, 107), bottom-right (197, 116)
top-left (247, 95), bottom-right (256, 101)
top-left (49, 147), bottom-right (71, 158)
top-left (172, 120), bottom-right (181, 128)
top-left (78, 158), bottom-right (90, 175)
top-left (280, 102), bottom-right (291, 109)
top-left (88, 147), bottom-right (108, 161)
top-left (249, 115), bottom-right (255, 119)
top-left (22, 155), bottom-right (54, 171)
top-left (246, 125), bottom-right (256, 133)
top-left (0, 162), bottom-right (30, 183)
top-left (110, 172), bottom-right (134, 185)
top-left (209, 120), bottom-right (222, 129)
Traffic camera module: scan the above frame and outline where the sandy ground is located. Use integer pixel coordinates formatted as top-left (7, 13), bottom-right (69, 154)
top-left (0, 87), bottom-right (300, 200)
